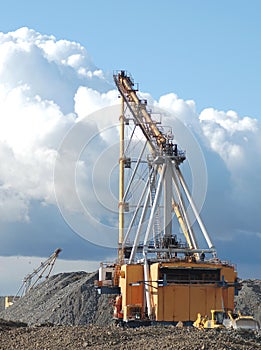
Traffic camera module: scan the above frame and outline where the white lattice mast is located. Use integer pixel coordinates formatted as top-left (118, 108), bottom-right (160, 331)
top-left (114, 70), bottom-right (216, 263)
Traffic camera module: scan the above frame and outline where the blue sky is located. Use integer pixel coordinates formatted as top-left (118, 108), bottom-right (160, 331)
top-left (0, 1), bottom-right (260, 293)
top-left (1, 0), bottom-right (260, 118)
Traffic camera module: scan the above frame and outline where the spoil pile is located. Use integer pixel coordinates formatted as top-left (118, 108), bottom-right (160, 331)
top-left (0, 271), bottom-right (113, 326)
top-left (235, 279), bottom-right (261, 326)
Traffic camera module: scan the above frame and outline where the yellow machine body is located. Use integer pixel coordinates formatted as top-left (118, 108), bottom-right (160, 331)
top-left (118, 264), bottom-right (144, 321)
top-left (119, 261), bottom-right (237, 323)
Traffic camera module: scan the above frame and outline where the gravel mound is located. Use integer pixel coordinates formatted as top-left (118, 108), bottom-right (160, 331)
top-left (235, 279), bottom-right (261, 326)
top-left (0, 271), bottom-right (113, 326)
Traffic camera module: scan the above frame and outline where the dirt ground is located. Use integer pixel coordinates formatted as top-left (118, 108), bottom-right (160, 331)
top-left (0, 323), bottom-right (260, 350)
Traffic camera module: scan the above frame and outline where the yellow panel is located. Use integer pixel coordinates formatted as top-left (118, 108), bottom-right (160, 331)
top-left (121, 261), bottom-right (237, 323)
top-left (155, 286), bottom-right (190, 322)
top-left (155, 285), bottom-right (163, 320)
top-left (173, 286), bottom-right (190, 321)
top-left (206, 286), bottom-right (220, 317)
top-left (119, 264), bottom-right (144, 311)
top-left (189, 286), bottom-right (206, 320)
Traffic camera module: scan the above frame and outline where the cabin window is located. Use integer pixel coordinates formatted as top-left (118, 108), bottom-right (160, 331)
top-left (160, 267), bottom-right (220, 284)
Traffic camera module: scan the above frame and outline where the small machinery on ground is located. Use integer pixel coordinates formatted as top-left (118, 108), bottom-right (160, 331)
top-left (193, 309), bottom-right (259, 330)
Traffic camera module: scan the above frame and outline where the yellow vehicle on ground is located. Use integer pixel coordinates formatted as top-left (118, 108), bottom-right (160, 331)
top-left (193, 309), bottom-right (260, 330)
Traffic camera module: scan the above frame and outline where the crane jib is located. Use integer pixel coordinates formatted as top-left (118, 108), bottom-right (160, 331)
top-left (113, 70), bottom-right (182, 160)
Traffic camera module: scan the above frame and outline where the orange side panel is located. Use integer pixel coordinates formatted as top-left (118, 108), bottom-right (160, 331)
top-left (189, 287), bottom-right (207, 320)
top-left (120, 262), bottom-right (237, 323)
top-left (172, 286), bottom-right (190, 321)
top-left (119, 264), bottom-right (144, 311)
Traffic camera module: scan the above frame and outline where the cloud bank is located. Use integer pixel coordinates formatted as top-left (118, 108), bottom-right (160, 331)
top-left (0, 28), bottom-right (260, 293)
top-left (0, 27), bottom-right (115, 223)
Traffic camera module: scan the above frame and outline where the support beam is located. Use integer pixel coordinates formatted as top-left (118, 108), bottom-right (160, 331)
top-left (143, 164), bottom-right (166, 249)
top-left (118, 96), bottom-right (125, 263)
top-left (175, 167), bottom-right (216, 255)
top-left (171, 166), bottom-right (198, 250)
top-left (144, 253), bottom-right (153, 319)
top-left (163, 160), bottom-right (173, 237)
top-left (128, 179), bottom-right (151, 263)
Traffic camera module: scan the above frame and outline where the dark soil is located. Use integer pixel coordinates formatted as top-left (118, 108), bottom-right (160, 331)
top-left (0, 323), bottom-right (260, 350)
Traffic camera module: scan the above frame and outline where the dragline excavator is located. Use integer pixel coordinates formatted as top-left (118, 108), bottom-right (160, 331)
top-left (13, 248), bottom-right (62, 302)
top-left (96, 71), bottom-right (246, 326)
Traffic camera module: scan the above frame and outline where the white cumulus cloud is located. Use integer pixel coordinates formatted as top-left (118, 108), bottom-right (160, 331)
top-left (0, 27), bottom-right (116, 222)
top-left (199, 107), bottom-right (259, 168)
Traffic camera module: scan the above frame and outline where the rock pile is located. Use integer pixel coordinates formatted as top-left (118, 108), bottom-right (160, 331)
top-left (235, 279), bottom-right (261, 326)
top-left (0, 271), bottom-right (113, 326)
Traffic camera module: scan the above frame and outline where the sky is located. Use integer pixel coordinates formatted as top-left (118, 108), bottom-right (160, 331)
top-left (0, 0), bottom-right (260, 294)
